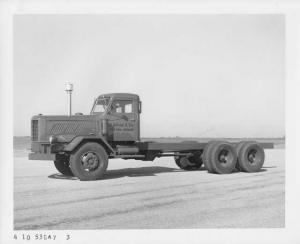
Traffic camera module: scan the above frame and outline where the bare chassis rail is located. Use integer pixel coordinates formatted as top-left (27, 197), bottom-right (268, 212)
top-left (136, 141), bottom-right (274, 151)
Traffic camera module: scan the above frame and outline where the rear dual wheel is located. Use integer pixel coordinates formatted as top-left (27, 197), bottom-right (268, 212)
top-left (236, 141), bottom-right (265, 173)
top-left (203, 141), bottom-right (265, 174)
top-left (203, 141), bottom-right (218, 173)
top-left (203, 141), bottom-right (237, 174)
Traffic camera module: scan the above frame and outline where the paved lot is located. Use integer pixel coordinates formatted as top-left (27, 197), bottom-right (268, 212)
top-left (14, 149), bottom-right (285, 229)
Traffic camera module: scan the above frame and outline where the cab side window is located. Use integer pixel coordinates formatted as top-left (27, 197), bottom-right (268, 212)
top-left (111, 100), bottom-right (133, 114)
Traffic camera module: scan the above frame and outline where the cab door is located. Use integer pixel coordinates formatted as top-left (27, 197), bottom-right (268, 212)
top-left (107, 98), bottom-right (139, 141)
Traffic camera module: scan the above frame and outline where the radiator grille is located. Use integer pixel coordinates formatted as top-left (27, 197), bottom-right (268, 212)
top-left (31, 120), bottom-right (38, 141)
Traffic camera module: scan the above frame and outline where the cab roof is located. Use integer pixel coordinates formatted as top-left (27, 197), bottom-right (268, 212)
top-left (97, 93), bottom-right (139, 100)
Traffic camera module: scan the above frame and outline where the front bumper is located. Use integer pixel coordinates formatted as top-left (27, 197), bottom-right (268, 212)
top-left (28, 152), bottom-right (56, 161)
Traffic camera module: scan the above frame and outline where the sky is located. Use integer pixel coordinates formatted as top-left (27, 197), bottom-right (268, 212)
top-left (13, 14), bottom-right (284, 138)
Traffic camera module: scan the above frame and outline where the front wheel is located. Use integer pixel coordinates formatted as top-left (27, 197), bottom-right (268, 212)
top-left (54, 155), bottom-right (73, 176)
top-left (174, 151), bottom-right (203, 170)
top-left (70, 142), bottom-right (108, 181)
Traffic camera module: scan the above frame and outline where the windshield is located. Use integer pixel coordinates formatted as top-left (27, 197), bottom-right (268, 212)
top-left (92, 98), bottom-right (110, 114)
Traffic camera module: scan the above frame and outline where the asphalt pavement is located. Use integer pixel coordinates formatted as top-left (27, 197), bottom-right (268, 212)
top-left (14, 149), bottom-right (285, 229)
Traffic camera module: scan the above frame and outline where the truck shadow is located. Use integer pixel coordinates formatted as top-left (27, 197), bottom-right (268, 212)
top-left (103, 166), bottom-right (206, 180)
top-left (48, 165), bottom-right (269, 181)
top-left (48, 166), bottom-right (207, 181)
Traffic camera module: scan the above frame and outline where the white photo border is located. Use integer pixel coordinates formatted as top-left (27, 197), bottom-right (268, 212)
top-left (1, 1), bottom-right (299, 243)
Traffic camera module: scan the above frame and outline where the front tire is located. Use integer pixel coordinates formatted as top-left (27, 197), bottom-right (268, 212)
top-left (54, 155), bottom-right (73, 176)
top-left (174, 151), bottom-right (203, 170)
top-left (70, 142), bottom-right (108, 181)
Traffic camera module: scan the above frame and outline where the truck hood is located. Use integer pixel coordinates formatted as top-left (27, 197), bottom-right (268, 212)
top-left (31, 114), bottom-right (104, 142)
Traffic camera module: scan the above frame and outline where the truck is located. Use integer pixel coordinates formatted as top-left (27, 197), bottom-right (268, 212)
top-left (29, 93), bottom-right (273, 181)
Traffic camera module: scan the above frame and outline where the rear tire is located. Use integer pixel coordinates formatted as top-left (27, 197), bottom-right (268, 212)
top-left (70, 142), bottom-right (108, 181)
top-left (203, 141), bottom-right (218, 173)
top-left (209, 141), bottom-right (237, 174)
top-left (236, 141), bottom-right (265, 172)
top-left (174, 151), bottom-right (203, 170)
top-left (53, 155), bottom-right (73, 176)
top-left (235, 141), bottom-right (247, 171)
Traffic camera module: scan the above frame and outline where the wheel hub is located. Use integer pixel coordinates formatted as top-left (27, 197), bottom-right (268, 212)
top-left (247, 149), bottom-right (257, 163)
top-left (81, 152), bottom-right (99, 171)
top-left (218, 149), bottom-right (229, 163)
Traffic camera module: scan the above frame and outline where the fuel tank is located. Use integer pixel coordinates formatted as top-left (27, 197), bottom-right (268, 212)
top-left (116, 145), bottom-right (139, 154)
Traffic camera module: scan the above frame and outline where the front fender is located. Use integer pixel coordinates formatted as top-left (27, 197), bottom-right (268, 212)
top-left (63, 136), bottom-right (114, 153)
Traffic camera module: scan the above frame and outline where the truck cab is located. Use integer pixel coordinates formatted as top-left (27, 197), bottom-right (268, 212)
top-left (91, 93), bottom-right (141, 142)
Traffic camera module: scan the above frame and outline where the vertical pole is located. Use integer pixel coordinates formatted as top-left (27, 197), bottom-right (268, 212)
top-left (65, 82), bottom-right (73, 116)
top-left (68, 91), bottom-right (72, 116)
